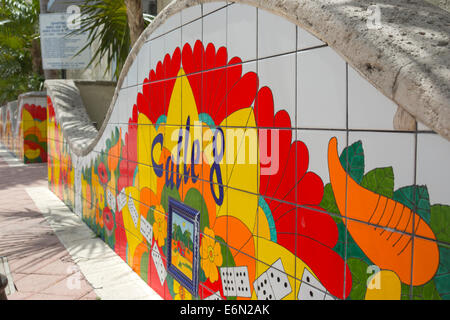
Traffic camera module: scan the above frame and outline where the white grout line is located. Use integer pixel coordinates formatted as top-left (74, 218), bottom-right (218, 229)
top-left (25, 186), bottom-right (163, 300)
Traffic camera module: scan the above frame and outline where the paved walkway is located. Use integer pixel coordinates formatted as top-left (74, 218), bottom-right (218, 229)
top-left (0, 144), bottom-right (162, 300)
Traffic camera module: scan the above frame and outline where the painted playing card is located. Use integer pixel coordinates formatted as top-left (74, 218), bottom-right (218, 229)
top-left (117, 188), bottom-right (127, 212)
top-left (140, 216), bottom-right (153, 244)
top-left (128, 192), bottom-right (139, 227)
top-left (106, 188), bottom-right (116, 212)
top-left (151, 243), bottom-right (166, 286)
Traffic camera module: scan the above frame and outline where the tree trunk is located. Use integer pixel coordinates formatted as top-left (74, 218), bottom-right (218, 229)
top-left (125, 0), bottom-right (145, 47)
top-left (31, 38), bottom-right (44, 76)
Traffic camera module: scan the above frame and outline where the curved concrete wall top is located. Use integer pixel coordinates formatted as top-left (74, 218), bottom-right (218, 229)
top-left (46, 0), bottom-right (450, 157)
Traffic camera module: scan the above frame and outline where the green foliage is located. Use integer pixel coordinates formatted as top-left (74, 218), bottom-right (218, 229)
top-left (361, 167), bottom-right (395, 198)
top-left (401, 280), bottom-right (442, 300)
top-left (0, 0), bottom-right (44, 105)
top-left (184, 188), bottom-right (210, 232)
top-left (140, 251), bottom-right (149, 282)
top-left (430, 204), bottom-right (450, 243)
top-left (346, 258), bottom-right (370, 300)
top-left (72, 0), bottom-right (154, 79)
top-left (339, 140), bottom-right (365, 184)
top-left (319, 183), bottom-right (341, 223)
top-left (161, 184), bottom-right (181, 214)
top-left (215, 235), bottom-right (235, 268)
top-left (430, 205), bottom-right (450, 300)
top-left (393, 185), bottom-right (431, 223)
top-left (434, 245), bottom-right (450, 300)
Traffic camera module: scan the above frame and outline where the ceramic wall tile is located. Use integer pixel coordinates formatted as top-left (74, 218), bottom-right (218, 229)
top-left (148, 35), bottom-right (164, 75)
top-left (296, 129), bottom-right (347, 187)
top-left (181, 18), bottom-right (202, 60)
top-left (432, 243), bottom-right (450, 300)
top-left (203, 1), bottom-right (227, 15)
top-left (202, 5), bottom-right (227, 53)
top-left (181, 4), bottom-right (202, 25)
top-left (165, 28), bottom-right (182, 67)
top-left (409, 236), bottom-right (442, 299)
top-left (127, 86), bottom-right (139, 124)
top-left (417, 133), bottom-right (450, 205)
top-left (297, 47), bottom-right (347, 129)
top-left (254, 240), bottom-right (297, 300)
top-left (258, 8), bottom-right (296, 59)
top-left (127, 57), bottom-right (138, 88)
top-left (108, 93), bottom-right (121, 125)
top-left (348, 131), bottom-right (416, 191)
top-left (343, 219), bottom-right (411, 301)
top-left (257, 53), bottom-right (296, 127)
top-left (149, 24), bottom-right (164, 41)
top-left (163, 12), bottom-right (181, 34)
top-left (297, 28), bottom-right (325, 51)
top-left (227, 3), bottom-right (257, 63)
top-left (348, 66), bottom-right (397, 131)
top-left (137, 41), bottom-right (151, 85)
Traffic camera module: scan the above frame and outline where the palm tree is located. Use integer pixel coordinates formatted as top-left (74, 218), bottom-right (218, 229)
top-left (73, 0), bottom-right (154, 80)
top-left (0, 0), bottom-right (44, 105)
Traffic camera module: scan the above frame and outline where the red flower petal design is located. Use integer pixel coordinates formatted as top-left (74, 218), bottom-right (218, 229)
top-left (103, 207), bottom-right (114, 231)
top-left (254, 84), bottom-right (351, 299)
top-left (24, 104), bottom-right (47, 122)
top-left (98, 162), bottom-right (108, 184)
top-left (182, 41), bottom-right (259, 125)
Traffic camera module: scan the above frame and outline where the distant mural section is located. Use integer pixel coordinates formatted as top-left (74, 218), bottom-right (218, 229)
top-left (0, 94), bottom-right (47, 163)
top-left (46, 1), bottom-right (450, 300)
top-left (0, 101), bottom-right (19, 155)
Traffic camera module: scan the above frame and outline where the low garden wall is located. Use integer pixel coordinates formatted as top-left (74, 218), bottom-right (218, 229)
top-left (0, 93), bottom-right (47, 163)
top-left (44, 0), bottom-right (450, 300)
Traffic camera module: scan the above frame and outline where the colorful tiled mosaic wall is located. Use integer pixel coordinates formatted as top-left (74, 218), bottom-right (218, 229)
top-left (47, 2), bottom-right (450, 300)
top-left (0, 95), bottom-right (47, 163)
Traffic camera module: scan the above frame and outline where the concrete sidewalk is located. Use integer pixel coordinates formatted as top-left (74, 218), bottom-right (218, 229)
top-left (0, 144), bottom-right (162, 300)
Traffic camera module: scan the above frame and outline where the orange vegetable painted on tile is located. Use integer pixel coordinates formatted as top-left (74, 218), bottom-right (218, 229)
top-left (328, 137), bottom-right (439, 286)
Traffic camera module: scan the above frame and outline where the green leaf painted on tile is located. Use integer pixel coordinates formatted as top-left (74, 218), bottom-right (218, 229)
top-left (393, 185), bottom-right (431, 224)
top-left (347, 258), bottom-right (370, 300)
top-left (320, 183), bottom-right (342, 224)
top-left (400, 283), bottom-right (411, 300)
top-left (161, 184), bottom-right (181, 214)
top-left (430, 204), bottom-right (450, 243)
top-left (166, 273), bottom-right (175, 299)
top-left (140, 251), bottom-right (149, 282)
top-left (199, 266), bottom-right (207, 283)
top-left (409, 280), bottom-right (442, 300)
top-left (361, 167), bottom-right (395, 198)
top-left (215, 235), bottom-right (235, 268)
top-left (339, 140), bottom-right (365, 184)
top-left (335, 222), bottom-right (372, 265)
top-left (184, 188), bottom-right (209, 232)
top-left (434, 245), bottom-right (450, 300)
top-left (146, 205), bottom-right (156, 226)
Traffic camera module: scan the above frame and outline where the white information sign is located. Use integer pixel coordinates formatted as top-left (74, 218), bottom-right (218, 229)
top-left (39, 13), bottom-right (90, 70)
